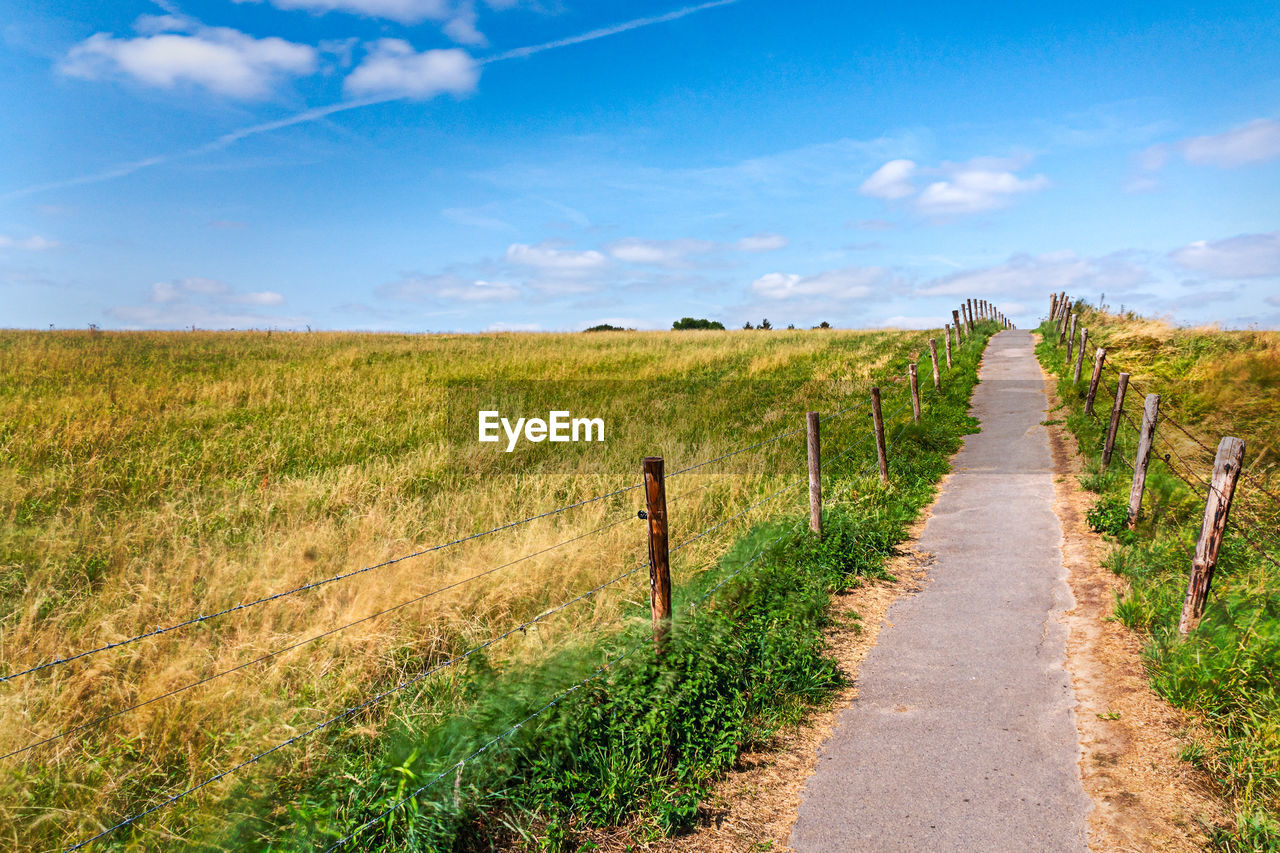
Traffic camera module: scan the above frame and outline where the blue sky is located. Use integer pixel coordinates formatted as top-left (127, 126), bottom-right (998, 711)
top-left (3, 0), bottom-right (1279, 331)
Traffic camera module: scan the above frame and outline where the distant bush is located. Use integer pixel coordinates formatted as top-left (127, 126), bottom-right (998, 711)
top-left (672, 317), bottom-right (725, 330)
top-left (813, 321), bottom-right (832, 329)
top-left (583, 324), bottom-right (628, 332)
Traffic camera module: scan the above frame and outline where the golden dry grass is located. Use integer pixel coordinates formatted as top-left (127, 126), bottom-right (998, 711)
top-left (0, 327), bottom-right (933, 849)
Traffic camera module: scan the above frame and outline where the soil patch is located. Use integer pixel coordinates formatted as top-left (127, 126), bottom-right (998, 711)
top-left (1044, 377), bottom-right (1227, 851)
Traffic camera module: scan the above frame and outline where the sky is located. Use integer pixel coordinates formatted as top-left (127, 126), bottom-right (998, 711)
top-left (2, 0), bottom-right (1279, 332)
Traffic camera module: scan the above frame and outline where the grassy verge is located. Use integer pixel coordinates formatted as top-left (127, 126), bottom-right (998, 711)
top-left (4, 323), bottom-right (994, 849)
top-left (1036, 308), bottom-right (1280, 851)
top-left (230, 326), bottom-right (993, 851)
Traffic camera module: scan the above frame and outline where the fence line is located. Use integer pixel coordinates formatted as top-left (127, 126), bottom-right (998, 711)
top-left (3, 513), bottom-right (639, 762)
top-left (37, 313), bottom-right (1004, 850)
top-left (1043, 296), bottom-right (1277, 632)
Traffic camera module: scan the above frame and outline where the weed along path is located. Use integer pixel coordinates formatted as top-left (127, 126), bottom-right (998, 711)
top-left (790, 329), bottom-right (1092, 852)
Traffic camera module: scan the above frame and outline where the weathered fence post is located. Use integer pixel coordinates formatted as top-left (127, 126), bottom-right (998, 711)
top-left (806, 411), bottom-right (822, 537)
top-left (1065, 314), bottom-right (1078, 364)
top-left (1102, 372), bottom-right (1129, 467)
top-left (1085, 347), bottom-right (1106, 415)
top-left (928, 338), bottom-right (941, 392)
top-left (952, 309), bottom-right (963, 343)
top-left (643, 457), bottom-right (672, 648)
top-left (1073, 328), bottom-right (1088, 384)
top-left (908, 363), bottom-right (921, 424)
top-left (1050, 292), bottom-right (1059, 319)
top-left (1058, 301), bottom-right (1072, 342)
top-left (944, 325), bottom-right (953, 368)
top-left (871, 387), bottom-right (889, 484)
top-left (966, 299), bottom-right (975, 333)
top-left (1126, 393), bottom-right (1161, 527)
top-left (1177, 437), bottom-right (1246, 634)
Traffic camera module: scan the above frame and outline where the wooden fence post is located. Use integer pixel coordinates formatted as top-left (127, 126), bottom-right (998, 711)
top-left (1084, 347), bottom-right (1106, 415)
top-left (806, 411), bottom-right (822, 537)
top-left (1126, 393), bottom-right (1160, 527)
top-left (952, 309), bottom-right (963, 343)
top-left (966, 299), bottom-right (975, 333)
top-left (1177, 437), bottom-right (1246, 634)
top-left (944, 325), bottom-right (953, 368)
top-left (1073, 328), bottom-right (1088, 384)
top-left (871, 387), bottom-right (889, 484)
top-left (643, 457), bottom-right (672, 648)
top-left (928, 338), bottom-right (941, 392)
top-left (908, 363), bottom-right (921, 424)
top-left (1059, 301), bottom-right (1072, 342)
top-left (1065, 314), bottom-right (1078, 364)
top-left (1102, 372), bottom-right (1129, 467)
top-left (1050, 292), bottom-right (1059, 319)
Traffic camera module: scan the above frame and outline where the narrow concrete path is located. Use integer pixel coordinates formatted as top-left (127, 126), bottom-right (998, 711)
top-left (791, 330), bottom-right (1091, 852)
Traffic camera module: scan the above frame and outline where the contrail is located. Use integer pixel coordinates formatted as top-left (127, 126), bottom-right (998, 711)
top-left (482, 0), bottom-right (739, 63)
top-left (3, 0), bottom-right (741, 200)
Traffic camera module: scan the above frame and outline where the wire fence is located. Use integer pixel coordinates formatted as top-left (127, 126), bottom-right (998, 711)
top-left (1044, 303), bottom-right (1280, 603)
top-left (3, 316), bottom-right (1001, 851)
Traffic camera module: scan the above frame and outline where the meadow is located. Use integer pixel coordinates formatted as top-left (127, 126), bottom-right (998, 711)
top-left (0, 325), bottom-right (991, 849)
top-left (1039, 306), bottom-right (1280, 850)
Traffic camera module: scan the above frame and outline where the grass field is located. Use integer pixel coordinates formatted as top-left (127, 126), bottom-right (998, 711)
top-left (1, 325), bottom-right (992, 850)
top-left (1039, 305), bottom-right (1280, 850)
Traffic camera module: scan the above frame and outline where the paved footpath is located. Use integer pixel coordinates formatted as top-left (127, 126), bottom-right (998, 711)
top-left (791, 330), bottom-right (1091, 852)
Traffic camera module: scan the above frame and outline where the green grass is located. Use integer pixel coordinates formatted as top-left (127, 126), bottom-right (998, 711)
top-left (1037, 308), bottom-right (1280, 849)
top-left (0, 323), bottom-right (995, 850)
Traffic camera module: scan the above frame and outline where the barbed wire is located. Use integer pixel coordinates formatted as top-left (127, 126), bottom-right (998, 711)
top-left (666, 425), bottom-right (807, 480)
top-left (4, 513), bottom-right (638, 762)
top-left (1096, 358), bottom-right (1280, 510)
top-left (65, 461), bottom-right (822, 850)
top-left (64, 555), bottom-right (652, 851)
top-left (324, 520), bottom-right (797, 852)
top-left (4, 481), bottom-right (646, 685)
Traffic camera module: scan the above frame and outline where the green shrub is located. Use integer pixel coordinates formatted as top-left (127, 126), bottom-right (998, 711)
top-left (1086, 495), bottom-right (1129, 536)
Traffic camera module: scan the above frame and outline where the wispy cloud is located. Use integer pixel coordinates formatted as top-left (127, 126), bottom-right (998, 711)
top-left (9, 1), bottom-right (740, 199)
top-left (0, 234), bottom-right (60, 250)
top-left (109, 276), bottom-right (297, 328)
top-left (483, 0), bottom-right (739, 63)
top-left (1170, 230), bottom-right (1280, 279)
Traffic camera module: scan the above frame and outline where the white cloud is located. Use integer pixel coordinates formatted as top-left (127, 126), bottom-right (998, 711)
top-left (916, 167), bottom-right (1049, 215)
top-left (60, 26), bottom-right (317, 99)
top-left (752, 266), bottom-right (898, 300)
top-left (344, 41), bottom-right (479, 98)
top-left (880, 315), bottom-right (943, 330)
top-left (377, 273), bottom-right (518, 301)
top-left (605, 233), bottom-right (787, 268)
top-left (920, 251), bottom-right (1149, 297)
top-left (505, 242), bottom-right (608, 271)
top-left (486, 321), bottom-right (541, 332)
top-left (859, 156), bottom-right (1048, 216)
top-left (443, 2), bottom-right (487, 45)
top-left (859, 159), bottom-right (917, 199)
top-left (110, 277), bottom-right (291, 328)
top-left (1169, 231), bottom-right (1280, 279)
top-left (235, 0), bottom-right (453, 25)
top-left (606, 238), bottom-right (714, 268)
top-left (1136, 119), bottom-right (1280, 180)
top-left (733, 233), bottom-right (788, 252)
top-left (0, 234), bottom-right (59, 251)
top-left (1181, 119), bottom-right (1280, 167)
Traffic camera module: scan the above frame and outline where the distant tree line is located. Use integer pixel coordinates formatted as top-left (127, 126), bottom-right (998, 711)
top-left (585, 318), bottom-right (835, 332)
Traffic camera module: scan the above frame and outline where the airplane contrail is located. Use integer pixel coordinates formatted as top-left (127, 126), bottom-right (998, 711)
top-left (3, 0), bottom-right (741, 200)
